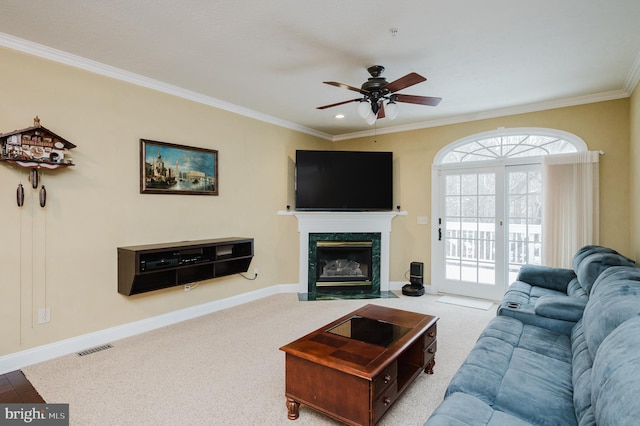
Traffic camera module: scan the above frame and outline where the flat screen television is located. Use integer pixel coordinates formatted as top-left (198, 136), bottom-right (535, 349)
top-left (295, 150), bottom-right (393, 211)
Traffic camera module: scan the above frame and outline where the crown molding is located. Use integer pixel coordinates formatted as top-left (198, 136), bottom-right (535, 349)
top-left (1, 32), bottom-right (635, 144)
top-left (0, 32), bottom-right (334, 141)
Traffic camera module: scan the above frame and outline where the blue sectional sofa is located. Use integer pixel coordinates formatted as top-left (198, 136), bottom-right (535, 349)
top-left (425, 246), bottom-right (640, 426)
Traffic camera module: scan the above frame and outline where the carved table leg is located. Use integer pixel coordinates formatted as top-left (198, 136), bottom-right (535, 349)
top-left (286, 397), bottom-right (300, 420)
top-left (425, 357), bottom-right (436, 374)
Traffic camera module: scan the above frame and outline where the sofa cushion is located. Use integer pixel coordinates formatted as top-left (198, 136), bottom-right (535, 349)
top-left (445, 316), bottom-right (576, 426)
top-left (575, 252), bottom-right (637, 294)
top-left (425, 392), bottom-right (533, 426)
top-left (582, 277), bottom-right (640, 358)
top-left (534, 296), bottom-right (587, 321)
top-left (503, 280), bottom-right (567, 302)
top-left (591, 316), bottom-right (640, 425)
top-left (516, 264), bottom-right (576, 292)
top-left (589, 265), bottom-right (640, 295)
top-left (572, 245), bottom-right (619, 271)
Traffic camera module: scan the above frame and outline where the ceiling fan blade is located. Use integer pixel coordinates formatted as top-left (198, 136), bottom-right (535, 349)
top-left (323, 81), bottom-right (368, 95)
top-left (316, 98), bottom-right (360, 109)
top-left (394, 94), bottom-right (442, 106)
top-left (377, 101), bottom-right (385, 119)
top-left (383, 72), bottom-right (427, 93)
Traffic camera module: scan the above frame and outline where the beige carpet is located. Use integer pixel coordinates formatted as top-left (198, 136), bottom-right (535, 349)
top-left (23, 292), bottom-right (496, 426)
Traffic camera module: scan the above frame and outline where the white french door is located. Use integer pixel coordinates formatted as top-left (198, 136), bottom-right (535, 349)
top-left (434, 164), bottom-right (542, 300)
top-left (436, 167), bottom-right (505, 300)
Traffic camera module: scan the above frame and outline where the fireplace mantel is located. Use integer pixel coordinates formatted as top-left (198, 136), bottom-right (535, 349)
top-left (278, 211), bottom-right (406, 294)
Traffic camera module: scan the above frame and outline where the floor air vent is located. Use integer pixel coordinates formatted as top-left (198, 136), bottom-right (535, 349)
top-left (77, 343), bottom-right (113, 357)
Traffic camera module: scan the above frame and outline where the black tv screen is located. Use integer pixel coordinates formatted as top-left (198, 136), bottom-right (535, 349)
top-left (295, 150), bottom-right (393, 211)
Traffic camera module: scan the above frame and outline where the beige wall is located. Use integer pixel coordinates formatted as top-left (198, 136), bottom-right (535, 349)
top-left (0, 46), bottom-right (634, 358)
top-left (337, 99), bottom-right (632, 282)
top-left (631, 82), bottom-right (640, 259)
top-left (0, 47), bottom-right (329, 355)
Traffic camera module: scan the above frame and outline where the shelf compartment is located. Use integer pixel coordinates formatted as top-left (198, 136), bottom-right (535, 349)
top-left (178, 264), bottom-right (215, 284)
top-left (214, 257), bottom-right (253, 276)
top-left (128, 271), bottom-right (176, 295)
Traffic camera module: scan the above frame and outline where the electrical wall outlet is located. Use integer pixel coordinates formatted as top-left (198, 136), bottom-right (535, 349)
top-left (184, 284), bottom-right (191, 291)
top-left (254, 268), bottom-right (259, 278)
top-left (38, 308), bottom-right (51, 324)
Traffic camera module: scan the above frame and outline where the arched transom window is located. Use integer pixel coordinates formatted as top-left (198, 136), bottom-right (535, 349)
top-left (436, 128), bottom-right (586, 165)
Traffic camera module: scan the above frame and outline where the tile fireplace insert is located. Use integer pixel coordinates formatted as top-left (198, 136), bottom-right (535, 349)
top-left (306, 232), bottom-right (391, 300)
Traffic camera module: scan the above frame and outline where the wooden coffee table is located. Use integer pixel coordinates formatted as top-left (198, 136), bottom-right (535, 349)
top-left (280, 304), bottom-right (438, 425)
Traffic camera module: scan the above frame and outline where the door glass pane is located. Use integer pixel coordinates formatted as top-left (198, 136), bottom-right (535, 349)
top-left (507, 168), bottom-right (542, 283)
top-left (461, 174), bottom-right (477, 194)
top-left (478, 218), bottom-right (496, 284)
top-left (446, 175), bottom-right (460, 195)
top-left (444, 172), bottom-right (497, 286)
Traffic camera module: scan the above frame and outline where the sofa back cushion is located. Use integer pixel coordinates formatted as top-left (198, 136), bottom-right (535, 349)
top-left (582, 275), bottom-right (640, 359)
top-left (572, 245), bottom-right (619, 271)
top-left (591, 316), bottom-right (640, 424)
top-left (572, 245), bottom-right (634, 270)
top-left (575, 252), bottom-right (637, 294)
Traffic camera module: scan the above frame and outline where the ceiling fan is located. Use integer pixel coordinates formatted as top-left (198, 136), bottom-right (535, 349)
top-left (317, 65), bottom-right (442, 124)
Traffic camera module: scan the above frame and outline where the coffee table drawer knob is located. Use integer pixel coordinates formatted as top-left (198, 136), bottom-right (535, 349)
top-left (384, 374), bottom-right (392, 384)
top-left (384, 397), bottom-right (391, 406)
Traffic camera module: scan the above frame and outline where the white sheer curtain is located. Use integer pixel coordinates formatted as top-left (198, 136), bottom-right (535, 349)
top-left (542, 151), bottom-right (600, 268)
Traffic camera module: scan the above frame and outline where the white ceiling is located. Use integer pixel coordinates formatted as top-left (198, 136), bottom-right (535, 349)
top-left (1, 1), bottom-right (640, 140)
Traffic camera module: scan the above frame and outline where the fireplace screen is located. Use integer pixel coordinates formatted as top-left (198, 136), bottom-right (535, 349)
top-left (316, 241), bottom-right (373, 287)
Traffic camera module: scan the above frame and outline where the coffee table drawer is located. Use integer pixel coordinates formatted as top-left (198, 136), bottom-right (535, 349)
top-left (424, 339), bottom-right (437, 364)
top-left (423, 323), bottom-right (437, 348)
top-left (372, 361), bottom-right (397, 398)
top-left (373, 379), bottom-right (398, 424)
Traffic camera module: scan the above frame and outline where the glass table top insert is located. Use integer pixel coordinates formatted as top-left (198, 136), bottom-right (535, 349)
top-left (326, 315), bottom-right (412, 347)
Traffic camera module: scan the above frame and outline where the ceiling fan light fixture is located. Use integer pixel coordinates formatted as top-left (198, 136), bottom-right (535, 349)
top-left (365, 110), bottom-right (377, 125)
top-left (357, 100), bottom-right (371, 119)
top-left (386, 101), bottom-right (399, 120)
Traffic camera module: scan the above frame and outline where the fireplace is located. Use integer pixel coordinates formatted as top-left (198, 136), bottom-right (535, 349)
top-left (316, 241), bottom-right (372, 286)
top-left (309, 233), bottom-right (381, 297)
top-left (282, 210), bottom-right (404, 300)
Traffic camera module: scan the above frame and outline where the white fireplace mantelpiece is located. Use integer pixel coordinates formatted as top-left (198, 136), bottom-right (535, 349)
top-left (277, 211), bottom-right (407, 293)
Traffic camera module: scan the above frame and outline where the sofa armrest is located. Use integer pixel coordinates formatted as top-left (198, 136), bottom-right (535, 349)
top-left (517, 264), bottom-right (576, 293)
top-left (534, 296), bottom-right (587, 322)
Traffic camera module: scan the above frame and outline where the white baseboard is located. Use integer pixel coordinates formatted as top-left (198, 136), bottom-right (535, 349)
top-left (0, 284), bottom-right (299, 375)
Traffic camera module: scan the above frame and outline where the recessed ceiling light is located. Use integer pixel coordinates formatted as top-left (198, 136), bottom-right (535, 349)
top-left (335, 114), bottom-right (345, 119)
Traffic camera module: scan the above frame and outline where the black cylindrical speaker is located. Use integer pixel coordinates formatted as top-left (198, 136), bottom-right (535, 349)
top-left (410, 261), bottom-right (424, 285)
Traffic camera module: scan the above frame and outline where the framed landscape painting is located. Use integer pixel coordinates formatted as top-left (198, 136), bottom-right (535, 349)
top-left (140, 139), bottom-right (218, 195)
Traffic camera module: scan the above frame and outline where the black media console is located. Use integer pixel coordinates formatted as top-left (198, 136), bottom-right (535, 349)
top-left (117, 237), bottom-right (254, 296)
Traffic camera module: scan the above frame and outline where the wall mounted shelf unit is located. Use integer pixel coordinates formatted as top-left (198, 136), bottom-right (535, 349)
top-left (117, 237), bottom-right (254, 296)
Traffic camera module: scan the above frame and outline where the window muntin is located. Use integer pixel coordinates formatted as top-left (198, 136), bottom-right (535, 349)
top-left (440, 134), bottom-right (579, 164)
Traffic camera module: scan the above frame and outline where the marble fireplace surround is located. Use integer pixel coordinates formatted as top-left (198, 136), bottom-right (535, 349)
top-left (280, 211), bottom-right (405, 295)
